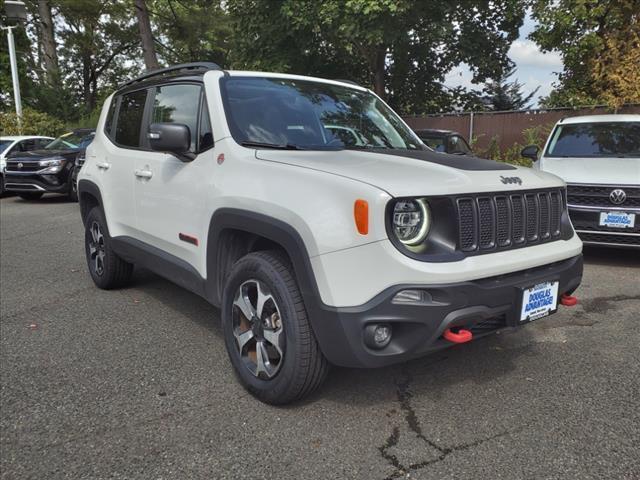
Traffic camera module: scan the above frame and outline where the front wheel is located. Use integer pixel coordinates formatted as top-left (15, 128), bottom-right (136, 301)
top-left (84, 207), bottom-right (133, 289)
top-left (222, 250), bottom-right (329, 404)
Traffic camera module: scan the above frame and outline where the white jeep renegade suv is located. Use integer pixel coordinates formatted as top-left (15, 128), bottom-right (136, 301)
top-left (78, 63), bottom-right (583, 404)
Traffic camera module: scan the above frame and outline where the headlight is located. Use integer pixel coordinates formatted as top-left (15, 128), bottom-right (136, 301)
top-left (392, 198), bottom-right (430, 245)
top-left (38, 157), bottom-right (66, 174)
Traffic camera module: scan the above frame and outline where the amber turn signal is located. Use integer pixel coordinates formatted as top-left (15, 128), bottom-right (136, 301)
top-left (354, 199), bottom-right (369, 235)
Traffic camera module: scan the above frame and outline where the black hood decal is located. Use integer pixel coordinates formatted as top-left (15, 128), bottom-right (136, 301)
top-left (359, 148), bottom-right (516, 171)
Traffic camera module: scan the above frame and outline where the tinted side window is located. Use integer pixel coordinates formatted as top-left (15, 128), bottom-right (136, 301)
top-left (151, 84), bottom-right (201, 152)
top-left (115, 90), bottom-right (147, 148)
top-left (104, 96), bottom-right (118, 138)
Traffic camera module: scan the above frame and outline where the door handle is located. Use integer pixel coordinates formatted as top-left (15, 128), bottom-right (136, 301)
top-left (134, 169), bottom-right (153, 179)
top-left (96, 162), bottom-right (110, 170)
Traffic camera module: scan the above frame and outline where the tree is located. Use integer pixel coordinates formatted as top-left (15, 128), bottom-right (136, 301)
top-left (37, 0), bottom-right (58, 83)
top-left (134, 0), bottom-right (159, 70)
top-left (481, 68), bottom-right (539, 111)
top-left (226, 0), bottom-right (527, 114)
top-left (55, 0), bottom-right (141, 112)
top-left (148, 0), bottom-right (230, 66)
top-left (530, 0), bottom-right (640, 107)
top-left (592, 11), bottom-right (640, 110)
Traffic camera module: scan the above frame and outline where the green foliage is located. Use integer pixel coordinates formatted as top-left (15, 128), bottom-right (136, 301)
top-left (530, 0), bottom-right (639, 107)
top-left (149, 0), bottom-right (231, 65)
top-left (0, 108), bottom-right (65, 137)
top-left (226, 0), bottom-right (527, 114)
top-left (481, 68), bottom-right (540, 111)
top-left (476, 123), bottom-right (554, 167)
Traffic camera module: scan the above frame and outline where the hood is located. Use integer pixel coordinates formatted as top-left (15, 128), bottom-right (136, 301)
top-left (7, 149), bottom-right (80, 160)
top-left (255, 148), bottom-right (564, 197)
top-left (540, 156), bottom-right (640, 185)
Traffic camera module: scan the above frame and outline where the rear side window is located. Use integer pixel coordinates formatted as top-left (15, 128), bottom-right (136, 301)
top-left (115, 90), bottom-right (147, 148)
top-left (151, 84), bottom-right (201, 152)
top-left (104, 97), bottom-right (118, 138)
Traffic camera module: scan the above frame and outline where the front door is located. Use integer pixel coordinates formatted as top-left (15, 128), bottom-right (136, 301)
top-left (133, 83), bottom-right (215, 276)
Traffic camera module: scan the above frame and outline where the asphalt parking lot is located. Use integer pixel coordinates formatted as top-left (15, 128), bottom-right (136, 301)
top-left (1, 194), bottom-right (639, 480)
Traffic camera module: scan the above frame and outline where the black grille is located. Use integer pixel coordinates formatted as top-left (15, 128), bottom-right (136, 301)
top-left (579, 231), bottom-right (640, 246)
top-left (456, 188), bottom-right (564, 254)
top-left (6, 160), bottom-right (42, 172)
top-left (567, 184), bottom-right (640, 208)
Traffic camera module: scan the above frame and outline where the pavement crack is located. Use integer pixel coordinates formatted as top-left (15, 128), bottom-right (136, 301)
top-left (379, 364), bottom-right (524, 479)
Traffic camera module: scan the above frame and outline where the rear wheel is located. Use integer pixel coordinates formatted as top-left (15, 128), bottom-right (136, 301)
top-left (84, 207), bottom-right (133, 289)
top-left (222, 250), bottom-right (329, 404)
top-left (18, 192), bottom-right (43, 201)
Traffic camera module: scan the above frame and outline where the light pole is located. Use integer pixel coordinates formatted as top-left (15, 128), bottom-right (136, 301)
top-left (3, 1), bottom-right (28, 127)
top-left (3, 26), bottom-right (22, 120)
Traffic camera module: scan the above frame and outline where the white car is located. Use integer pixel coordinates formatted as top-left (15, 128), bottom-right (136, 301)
top-left (0, 135), bottom-right (54, 195)
top-left (523, 115), bottom-right (640, 248)
top-left (78, 63), bottom-right (583, 404)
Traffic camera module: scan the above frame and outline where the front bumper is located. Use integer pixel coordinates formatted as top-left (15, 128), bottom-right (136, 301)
top-left (4, 172), bottom-right (71, 194)
top-left (309, 254), bottom-right (583, 368)
top-left (570, 206), bottom-right (640, 248)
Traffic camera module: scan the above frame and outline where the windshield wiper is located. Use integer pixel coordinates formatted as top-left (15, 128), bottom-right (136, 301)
top-left (240, 141), bottom-right (302, 150)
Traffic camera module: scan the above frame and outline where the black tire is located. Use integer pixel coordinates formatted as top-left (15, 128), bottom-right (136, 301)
top-left (84, 206), bottom-right (133, 289)
top-left (68, 168), bottom-right (78, 202)
top-left (18, 192), bottom-right (43, 201)
top-left (222, 250), bottom-right (329, 404)
top-left (0, 175), bottom-right (4, 196)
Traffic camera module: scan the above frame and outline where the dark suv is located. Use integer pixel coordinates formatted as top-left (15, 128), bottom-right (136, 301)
top-left (4, 129), bottom-right (95, 202)
top-left (414, 129), bottom-right (473, 155)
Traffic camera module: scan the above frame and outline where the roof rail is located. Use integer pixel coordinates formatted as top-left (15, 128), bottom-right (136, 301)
top-left (120, 62), bottom-right (222, 89)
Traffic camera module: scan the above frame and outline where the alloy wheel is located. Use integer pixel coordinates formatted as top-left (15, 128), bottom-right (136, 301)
top-left (88, 221), bottom-right (106, 276)
top-left (232, 279), bottom-right (285, 379)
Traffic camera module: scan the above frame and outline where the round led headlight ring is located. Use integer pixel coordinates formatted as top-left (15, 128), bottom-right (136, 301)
top-left (392, 198), bottom-right (430, 246)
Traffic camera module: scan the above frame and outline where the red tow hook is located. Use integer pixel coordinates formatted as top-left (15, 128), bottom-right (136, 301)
top-left (560, 293), bottom-right (578, 307)
top-left (443, 328), bottom-right (473, 344)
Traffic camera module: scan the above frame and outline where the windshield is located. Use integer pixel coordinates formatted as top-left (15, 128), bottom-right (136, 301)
top-left (46, 131), bottom-right (94, 150)
top-left (221, 77), bottom-right (422, 150)
top-left (546, 122), bottom-right (640, 157)
top-left (0, 140), bottom-right (13, 154)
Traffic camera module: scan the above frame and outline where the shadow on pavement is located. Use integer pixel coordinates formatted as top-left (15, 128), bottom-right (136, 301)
top-left (112, 255), bottom-right (544, 408)
top-left (582, 244), bottom-right (639, 267)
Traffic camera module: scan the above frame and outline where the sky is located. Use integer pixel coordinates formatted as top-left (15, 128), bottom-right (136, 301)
top-left (444, 11), bottom-right (564, 108)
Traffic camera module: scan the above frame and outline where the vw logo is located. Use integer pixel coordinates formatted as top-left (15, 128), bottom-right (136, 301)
top-left (609, 189), bottom-right (626, 205)
top-left (17, 162), bottom-right (23, 169)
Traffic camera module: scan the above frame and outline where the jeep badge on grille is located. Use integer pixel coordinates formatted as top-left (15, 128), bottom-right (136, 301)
top-left (500, 176), bottom-right (522, 185)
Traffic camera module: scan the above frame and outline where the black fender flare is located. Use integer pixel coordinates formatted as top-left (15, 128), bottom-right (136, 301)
top-left (77, 179), bottom-right (104, 226)
top-left (205, 208), bottom-right (322, 308)
top-left (205, 208), bottom-right (361, 366)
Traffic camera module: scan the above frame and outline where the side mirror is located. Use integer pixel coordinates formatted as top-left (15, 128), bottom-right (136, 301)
top-left (521, 145), bottom-right (539, 162)
top-left (148, 123), bottom-right (195, 162)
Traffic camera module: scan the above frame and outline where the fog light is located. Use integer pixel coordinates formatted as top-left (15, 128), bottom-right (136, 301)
top-left (392, 289), bottom-right (432, 305)
top-left (364, 323), bottom-right (392, 349)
